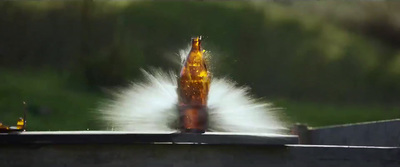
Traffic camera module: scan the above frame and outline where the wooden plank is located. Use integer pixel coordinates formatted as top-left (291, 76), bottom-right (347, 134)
top-left (0, 131), bottom-right (298, 145)
top-left (0, 144), bottom-right (398, 167)
top-left (309, 119), bottom-right (400, 146)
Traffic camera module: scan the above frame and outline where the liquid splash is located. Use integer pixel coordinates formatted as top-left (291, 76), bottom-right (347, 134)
top-left (97, 46), bottom-right (287, 134)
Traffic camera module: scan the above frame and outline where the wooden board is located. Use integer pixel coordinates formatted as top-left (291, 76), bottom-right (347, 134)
top-left (0, 131), bottom-right (298, 145)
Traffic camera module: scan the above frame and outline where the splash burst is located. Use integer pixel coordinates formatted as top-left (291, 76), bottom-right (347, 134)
top-left (97, 38), bottom-right (287, 134)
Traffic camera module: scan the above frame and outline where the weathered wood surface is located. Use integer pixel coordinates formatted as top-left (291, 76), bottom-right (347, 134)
top-left (0, 144), bottom-right (399, 167)
top-left (0, 131), bottom-right (399, 166)
top-left (0, 131), bottom-right (298, 145)
top-left (308, 119), bottom-right (400, 146)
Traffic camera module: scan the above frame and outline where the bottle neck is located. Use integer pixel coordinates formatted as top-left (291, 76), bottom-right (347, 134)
top-left (191, 37), bottom-right (201, 51)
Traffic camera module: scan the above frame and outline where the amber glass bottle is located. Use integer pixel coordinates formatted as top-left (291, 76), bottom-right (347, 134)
top-left (16, 117), bottom-right (24, 130)
top-left (178, 37), bottom-right (210, 133)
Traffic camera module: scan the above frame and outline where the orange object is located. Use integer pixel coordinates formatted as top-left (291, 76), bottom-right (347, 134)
top-left (0, 118), bottom-right (25, 133)
top-left (16, 117), bottom-right (25, 130)
top-left (177, 36), bottom-right (210, 133)
top-left (0, 102), bottom-right (27, 133)
top-left (0, 122), bottom-right (10, 131)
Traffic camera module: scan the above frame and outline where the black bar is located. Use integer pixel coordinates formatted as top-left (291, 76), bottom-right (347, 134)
top-left (0, 131), bottom-right (298, 145)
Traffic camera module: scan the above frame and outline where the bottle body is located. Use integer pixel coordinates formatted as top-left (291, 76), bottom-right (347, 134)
top-left (178, 37), bottom-right (210, 133)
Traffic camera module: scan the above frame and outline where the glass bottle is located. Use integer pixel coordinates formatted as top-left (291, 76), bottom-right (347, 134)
top-left (177, 36), bottom-right (210, 133)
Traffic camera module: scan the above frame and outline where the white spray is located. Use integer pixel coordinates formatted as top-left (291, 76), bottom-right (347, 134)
top-left (97, 46), bottom-right (287, 134)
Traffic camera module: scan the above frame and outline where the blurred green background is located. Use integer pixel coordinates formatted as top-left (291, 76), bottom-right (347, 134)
top-left (0, 1), bottom-right (399, 131)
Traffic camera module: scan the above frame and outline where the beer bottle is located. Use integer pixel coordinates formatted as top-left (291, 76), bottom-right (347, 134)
top-left (177, 36), bottom-right (210, 133)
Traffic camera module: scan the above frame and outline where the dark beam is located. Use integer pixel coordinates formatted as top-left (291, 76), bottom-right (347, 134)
top-left (0, 131), bottom-right (298, 145)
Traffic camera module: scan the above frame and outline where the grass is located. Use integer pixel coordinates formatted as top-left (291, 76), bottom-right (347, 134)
top-left (1, 70), bottom-right (399, 131)
top-left (0, 69), bottom-right (104, 131)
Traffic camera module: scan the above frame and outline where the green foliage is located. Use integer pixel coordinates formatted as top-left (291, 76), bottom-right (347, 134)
top-left (1, 1), bottom-right (399, 103)
top-left (0, 1), bottom-right (399, 130)
top-left (0, 69), bottom-right (103, 130)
